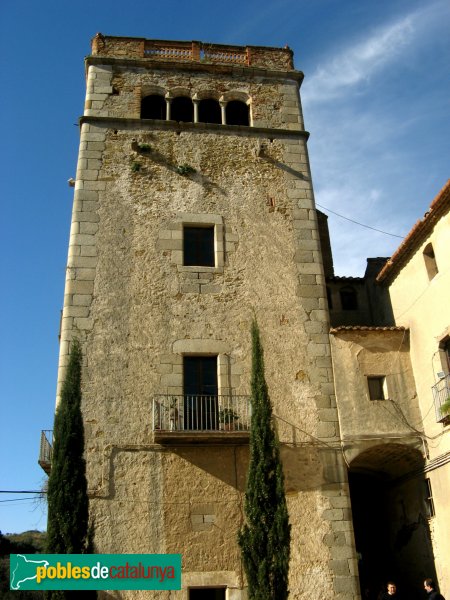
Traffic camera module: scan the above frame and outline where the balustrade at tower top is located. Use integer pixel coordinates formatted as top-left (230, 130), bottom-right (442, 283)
top-left (90, 33), bottom-right (295, 71)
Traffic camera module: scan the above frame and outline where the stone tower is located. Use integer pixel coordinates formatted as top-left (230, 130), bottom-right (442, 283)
top-left (56, 34), bottom-right (360, 599)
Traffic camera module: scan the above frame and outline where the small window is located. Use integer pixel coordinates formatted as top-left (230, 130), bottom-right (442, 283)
top-left (183, 226), bottom-right (215, 267)
top-left (340, 286), bottom-right (358, 310)
top-left (189, 589), bottom-right (226, 600)
top-left (198, 99), bottom-right (222, 124)
top-left (171, 96), bottom-right (194, 122)
top-left (442, 338), bottom-right (450, 372)
top-left (141, 95), bottom-right (166, 120)
top-left (226, 100), bottom-right (249, 126)
top-left (424, 478), bottom-right (435, 518)
top-left (367, 376), bottom-right (387, 400)
top-left (423, 243), bottom-right (438, 280)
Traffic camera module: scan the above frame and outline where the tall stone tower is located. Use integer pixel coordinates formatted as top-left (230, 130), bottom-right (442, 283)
top-left (56, 34), bottom-right (360, 599)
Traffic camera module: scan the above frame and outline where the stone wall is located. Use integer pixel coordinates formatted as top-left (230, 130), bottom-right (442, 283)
top-left (56, 37), bottom-right (360, 599)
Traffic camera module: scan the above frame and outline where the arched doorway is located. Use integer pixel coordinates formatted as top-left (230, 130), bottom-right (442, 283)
top-left (348, 443), bottom-right (437, 600)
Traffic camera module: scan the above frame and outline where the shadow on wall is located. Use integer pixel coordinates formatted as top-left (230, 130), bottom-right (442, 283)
top-left (131, 139), bottom-right (227, 196)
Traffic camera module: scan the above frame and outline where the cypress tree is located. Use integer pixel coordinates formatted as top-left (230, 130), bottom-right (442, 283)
top-left (47, 339), bottom-right (90, 551)
top-left (238, 320), bottom-right (291, 600)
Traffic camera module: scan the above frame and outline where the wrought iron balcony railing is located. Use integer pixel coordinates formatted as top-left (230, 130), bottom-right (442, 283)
top-left (152, 395), bottom-right (251, 432)
top-left (38, 429), bottom-right (53, 474)
top-left (432, 374), bottom-right (450, 423)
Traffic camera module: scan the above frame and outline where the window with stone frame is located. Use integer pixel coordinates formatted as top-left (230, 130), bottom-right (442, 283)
top-left (183, 226), bottom-right (215, 267)
top-left (183, 355), bottom-right (218, 430)
top-left (171, 96), bottom-right (194, 122)
top-left (141, 94), bottom-right (166, 119)
top-left (198, 98), bottom-right (221, 124)
top-left (225, 100), bottom-right (249, 126)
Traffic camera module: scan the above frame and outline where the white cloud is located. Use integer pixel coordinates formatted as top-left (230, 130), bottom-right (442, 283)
top-left (302, 0), bottom-right (450, 106)
top-left (301, 1), bottom-right (450, 275)
top-left (303, 15), bottom-right (415, 103)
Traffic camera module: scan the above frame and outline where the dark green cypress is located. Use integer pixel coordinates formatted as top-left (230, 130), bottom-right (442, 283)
top-left (238, 320), bottom-right (291, 600)
top-left (46, 340), bottom-right (94, 599)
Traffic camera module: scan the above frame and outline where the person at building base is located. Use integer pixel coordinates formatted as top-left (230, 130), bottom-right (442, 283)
top-left (424, 578), bottom-right (446, 600)
top-left (378, 581), bottom-right (401, 599)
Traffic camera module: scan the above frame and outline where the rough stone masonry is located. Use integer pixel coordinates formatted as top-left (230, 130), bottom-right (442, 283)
top-left (55, 35), bottom-right (361, 599)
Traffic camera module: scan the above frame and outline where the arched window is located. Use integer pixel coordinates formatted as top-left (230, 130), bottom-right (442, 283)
top-left (171, 97), bottom-right (194, 122)
top-left (423, 242), bottom-right (438, 280)
top-left (198, 99), bottom-right (221, 124)
top-left (340, 286), bottom-right (358, 310)
top-left (226, 100), bottom-right (249, 126)
top-left (141, 95), bottom-right (166, 120)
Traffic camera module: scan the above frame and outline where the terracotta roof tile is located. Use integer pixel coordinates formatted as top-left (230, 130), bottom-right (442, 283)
top-left (377, 180), bottom-right (450, 283)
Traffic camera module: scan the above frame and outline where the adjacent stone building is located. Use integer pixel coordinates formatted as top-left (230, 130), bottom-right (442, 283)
top-left (328, 181), bottom-right (450, 599)
top-left (50, 35), bottom-right (361, 600)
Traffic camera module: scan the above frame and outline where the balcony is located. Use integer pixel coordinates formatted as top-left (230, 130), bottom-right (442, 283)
top-left (144, 41), bottom-right (249, 65)
top-left (432, 374), bottom-right (450, 423)
top-left (152, 395), bottom-right (251, 444)
top-left (38, 430), bottom-right (53, 474)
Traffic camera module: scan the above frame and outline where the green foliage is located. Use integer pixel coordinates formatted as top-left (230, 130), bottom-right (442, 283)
top-left (176, 163), bottom-right (196, 176)
top-left (137, 142), bottom-right (152, 152)
top-left (238, 321), bottom-right (291, 600)
top-left (46, 340), bottom-right (96, 599)
top-left (439, 397), bottom-right (450, 416)
top-left (131, 161), bottom-right (141, 172)
top-left (0, 531), bottom-right (46, 599)
top-left (219, 407), bottom-right (239, 423)
top-left (1, 530), bottom-right (46, 554)
top-left (46, 339), bottom-right (89, 555)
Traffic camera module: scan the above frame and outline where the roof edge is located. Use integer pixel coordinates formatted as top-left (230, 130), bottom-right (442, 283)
top-left (377, 180), bottom-right (450, 284)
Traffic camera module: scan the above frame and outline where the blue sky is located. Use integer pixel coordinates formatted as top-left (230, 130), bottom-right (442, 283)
top-left (1, 0), bottom-right (449, 534)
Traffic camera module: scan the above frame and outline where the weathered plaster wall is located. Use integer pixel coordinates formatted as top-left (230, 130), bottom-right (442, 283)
top-left (387, 213), bottom-right (450, 597)
top-left (330, 329), bottom-right (422, 443)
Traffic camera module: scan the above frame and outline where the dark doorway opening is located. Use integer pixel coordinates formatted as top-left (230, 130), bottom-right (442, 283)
top-left (184, 356), bottom-right (218, 430)
top-left (141, 95), bottom-right (166, 120)
top-left (171, 96), bottom-right (194, 122)
top-left (189, 588), bottom-right (226, 600)
top-left (226, 100), bottom-right (249, 126)
top-left (348, 445), bottom-right (437, 600)
top-left (198, 99), bottom-right (222, 124)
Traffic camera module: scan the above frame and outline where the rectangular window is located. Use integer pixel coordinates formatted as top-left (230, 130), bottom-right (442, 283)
top-left (183, 226), bottom-right (215, 267)
top-left (189, 589), bottom-right (226, 600)
top-left (367, 376), bottom-right (387, 400)
top-left (183, 356), bottom-right (218, 430)
top-left (424, 478), bottom-right (435, 518)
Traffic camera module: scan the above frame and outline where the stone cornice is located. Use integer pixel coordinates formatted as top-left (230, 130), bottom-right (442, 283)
top-left (79, 115), bottom-right (310, 140)
top-left (85, 55), bottom-right (304, 85)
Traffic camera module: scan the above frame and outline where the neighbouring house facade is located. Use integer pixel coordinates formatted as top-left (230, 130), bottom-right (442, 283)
top-left (44, 35), bottom-right (362, 600)
top-left (327, 181), bottom-right (450, 599)
top-left (376, 180), bottom-right (450, 598)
